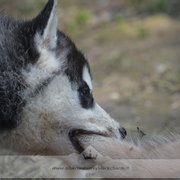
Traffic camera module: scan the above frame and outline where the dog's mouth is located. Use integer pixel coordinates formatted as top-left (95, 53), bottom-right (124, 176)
top-left (68, 129), bottom-right (109, 154)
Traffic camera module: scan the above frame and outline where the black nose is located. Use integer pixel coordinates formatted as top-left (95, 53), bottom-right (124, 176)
top-left (119, 127), bottom-right (127, 139)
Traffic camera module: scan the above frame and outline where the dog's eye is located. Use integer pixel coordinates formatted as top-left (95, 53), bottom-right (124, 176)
top-left (80, 86), bottom-right (90, 96)
top-left (78, 82), bottom-right (91, 96)
top-left (78, 82), bottom-right (94, 108)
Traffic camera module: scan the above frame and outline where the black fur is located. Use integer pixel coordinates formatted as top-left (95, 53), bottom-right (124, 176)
top-left (62, 35), bottom-right (94, 108)
top-left (0, 1), bottom-right (56, 131)
top-left (78, 81), bottom-right (94, 108)
top-left (0, 16), bottom-right (28, 131)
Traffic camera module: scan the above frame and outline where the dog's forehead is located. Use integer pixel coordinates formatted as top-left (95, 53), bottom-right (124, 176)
top-left (58, 33), bottom-right (92, 88)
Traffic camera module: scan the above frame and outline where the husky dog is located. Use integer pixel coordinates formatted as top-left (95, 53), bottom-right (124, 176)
top-left (0, 0), bottom-right (126, 156)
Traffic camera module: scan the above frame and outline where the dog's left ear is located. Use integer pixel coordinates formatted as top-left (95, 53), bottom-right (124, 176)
top-left (32, 0), bottom-right (58, 49)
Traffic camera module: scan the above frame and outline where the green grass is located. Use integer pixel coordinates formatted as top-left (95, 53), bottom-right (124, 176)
top-left (75, 9), bottom-right (92, 26)
top-left (66, 9), bottom-right (93, 36)
top-left (129, 0), bottom-right (170, 13)
top-left (138, 27), bottom-right (151, 38)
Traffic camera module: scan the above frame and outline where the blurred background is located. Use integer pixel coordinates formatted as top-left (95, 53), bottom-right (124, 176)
top-left (0, 0), bottom-right (180, 137)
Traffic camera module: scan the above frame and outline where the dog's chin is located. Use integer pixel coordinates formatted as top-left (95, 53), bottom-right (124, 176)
top-left (68, 129), bottom-right (109, 155)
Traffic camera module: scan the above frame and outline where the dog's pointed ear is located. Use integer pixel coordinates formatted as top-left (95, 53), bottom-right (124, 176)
top-left (32, 0), bottom-right (58, 49)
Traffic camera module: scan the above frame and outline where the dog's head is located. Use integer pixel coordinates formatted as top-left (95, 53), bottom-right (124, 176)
top-left (16, 0), bottom-right (126, 155)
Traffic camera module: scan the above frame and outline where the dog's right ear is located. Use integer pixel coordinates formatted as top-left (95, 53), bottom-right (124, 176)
top-left (29, 0), bottom-right (58, 50)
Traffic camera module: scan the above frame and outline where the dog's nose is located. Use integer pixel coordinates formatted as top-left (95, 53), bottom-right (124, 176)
top-left (119, 127), bottom-right (127, 139)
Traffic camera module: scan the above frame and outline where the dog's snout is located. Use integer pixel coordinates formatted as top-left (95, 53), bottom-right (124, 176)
top-left (119, 127), bottom-right (127, 139)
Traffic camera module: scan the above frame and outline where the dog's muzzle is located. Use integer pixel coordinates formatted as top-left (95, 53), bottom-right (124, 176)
top-left (68, 129), bottom-right (109, 154)
top-left (68, 127), bottom-right (127, 155)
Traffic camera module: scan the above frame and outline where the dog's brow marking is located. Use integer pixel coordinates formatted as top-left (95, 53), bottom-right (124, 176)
top-left (82, 65), bottom-right (92, 90)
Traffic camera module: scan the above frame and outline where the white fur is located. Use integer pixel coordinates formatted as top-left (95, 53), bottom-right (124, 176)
top-left (82, 65), bottom-right (92, 90)
top-left (39, 0), bottom-right (58, 49)
top-left (0, 73), bottom-right (121, 154)
top-left (21, 49), bottom-right (68, 96)
top-left (21, 0), bottom-right (69, 97)
top-left (31, 0), bottom-right (59, 81)
top-left (23, 0), bottom-right (60, 90)
top-left (35, 38), bottom-right (59, 70)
